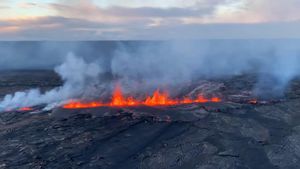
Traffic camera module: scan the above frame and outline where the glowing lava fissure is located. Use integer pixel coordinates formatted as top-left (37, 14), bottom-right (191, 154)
top-left (18, 107), bottom-right (34, 111)
top-left (63, 84), bottom-right (221, 109)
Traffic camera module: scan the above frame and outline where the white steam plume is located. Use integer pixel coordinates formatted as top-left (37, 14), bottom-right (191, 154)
top-left (0, 53), bottom-right (101, 110)
top-left (1, 40), bottom-right (300, 111)
top-left (111, 41), bottom-right (300, 97)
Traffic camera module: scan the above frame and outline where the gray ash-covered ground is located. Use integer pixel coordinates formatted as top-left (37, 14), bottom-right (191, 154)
top-left (1, 71), bottom-right (300, 169)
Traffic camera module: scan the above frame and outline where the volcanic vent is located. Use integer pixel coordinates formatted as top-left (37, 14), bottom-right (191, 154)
top-left (62, 83), bottom-right (221, 109)
top-left (1, 70), bottom-right (300, 169)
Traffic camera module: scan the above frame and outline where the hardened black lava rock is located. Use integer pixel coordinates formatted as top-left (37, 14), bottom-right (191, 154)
top-left (1, 71), bottom-right (300, 169)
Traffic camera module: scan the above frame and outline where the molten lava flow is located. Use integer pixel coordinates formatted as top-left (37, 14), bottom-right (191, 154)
top-left (63, 84), bottom-right (222, 109)
top-left (211, 97), bottom-right (221, 102)
top-left (62, 101), bottom-right (104, 109)
top-left (18, 107), bottom-right (33, 111)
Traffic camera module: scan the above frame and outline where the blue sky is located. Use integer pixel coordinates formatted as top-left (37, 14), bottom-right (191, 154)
top-left (0, 0), bottom-right (299, 40)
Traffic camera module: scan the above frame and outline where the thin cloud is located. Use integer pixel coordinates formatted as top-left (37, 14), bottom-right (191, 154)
top-left (1, 16), bottom-right (300, 40)
top-left (0, 5), bottom-right (9, 9)
top-left (49, 0), bottom-right (228, 20)
top-left (0, 0), bottom-right (300, 39)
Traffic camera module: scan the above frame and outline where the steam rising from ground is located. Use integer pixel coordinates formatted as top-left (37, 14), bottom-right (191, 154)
top-left (0, 53), bottom-right (101, 110)
top-left (0, 40), bottom-right (300, 110)
top-left (112, 41), bottom-right (300, 97)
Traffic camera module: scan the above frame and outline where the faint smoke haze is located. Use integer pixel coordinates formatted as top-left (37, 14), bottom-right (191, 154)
top-left (111, 41), bottom-right (300, 97)
top-left (0, 40), bottom-right (300, 109)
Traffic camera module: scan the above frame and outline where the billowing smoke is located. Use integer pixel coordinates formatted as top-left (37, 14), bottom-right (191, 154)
top-left (0, 53), bottom-right (102, 110)
top-left (0, 40), bottom-right (300, 110)
top-left (111, 41), bottom-right (300, 97)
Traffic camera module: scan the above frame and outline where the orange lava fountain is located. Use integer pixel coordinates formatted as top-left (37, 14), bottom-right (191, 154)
top-left (63, 84), bottom-right (221, 109)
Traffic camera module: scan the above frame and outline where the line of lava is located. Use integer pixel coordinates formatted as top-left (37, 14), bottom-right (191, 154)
top-left (63, 84), bottom-right (221, 109)
top-left (18, 107), bottom-right (34, 111)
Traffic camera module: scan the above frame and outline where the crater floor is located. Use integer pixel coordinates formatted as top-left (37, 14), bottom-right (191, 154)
top-left (1, 71), bottom-right (300, 169)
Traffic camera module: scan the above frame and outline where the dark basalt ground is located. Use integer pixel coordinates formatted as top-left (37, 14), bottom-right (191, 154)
top-left (1, 71), bottom-right (300, 169)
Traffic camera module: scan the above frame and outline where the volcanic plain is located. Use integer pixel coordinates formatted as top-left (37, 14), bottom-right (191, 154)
top-left (1, 70), bottom-right (300, 169)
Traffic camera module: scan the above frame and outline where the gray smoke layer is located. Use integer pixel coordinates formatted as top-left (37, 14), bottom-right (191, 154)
top-left (111, 41), bottom-right (300, 97)
top-left (0, 40), bottom-right (300, 110)
top-left (0, 53), bottom-right (102, 110)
